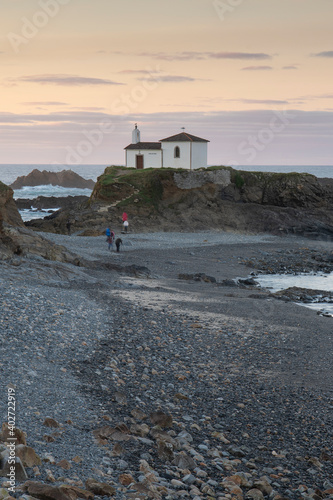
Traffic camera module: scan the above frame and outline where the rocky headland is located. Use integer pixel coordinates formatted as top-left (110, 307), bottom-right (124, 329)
top-left (25, 166), bottom-right (333, 240)
top-left (10, 169), bottom-right (95, 190)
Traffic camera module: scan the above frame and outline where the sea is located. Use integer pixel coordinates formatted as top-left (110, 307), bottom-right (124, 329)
top-left (0, 163), bottom-right (332, 314)
top-left (0, 164), bottom-right (107, 221)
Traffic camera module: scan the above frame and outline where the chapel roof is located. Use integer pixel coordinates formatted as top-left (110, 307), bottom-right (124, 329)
top-left (159, 132), bottom-right (209, 143)
top-left (124, 142), bottom-right (162, 150)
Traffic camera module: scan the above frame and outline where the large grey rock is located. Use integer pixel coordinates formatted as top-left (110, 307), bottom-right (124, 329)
top-left (10, 169), bottom-right (95, 189)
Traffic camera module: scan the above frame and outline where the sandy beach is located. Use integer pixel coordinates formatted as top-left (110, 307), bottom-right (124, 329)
top-left (0, 230), bottom-right (332, 499)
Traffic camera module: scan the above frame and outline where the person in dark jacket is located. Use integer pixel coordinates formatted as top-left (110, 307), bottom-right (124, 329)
top-left (115, 238), bottom-right (122, 252)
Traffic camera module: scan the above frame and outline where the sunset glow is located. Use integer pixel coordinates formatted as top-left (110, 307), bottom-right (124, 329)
top-left (1, 0), bottom-right (333, 165)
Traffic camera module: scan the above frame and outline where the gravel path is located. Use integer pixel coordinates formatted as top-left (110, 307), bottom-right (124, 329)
top-left (0, 231), bottom-right (332, 499)
top-left (39, 231), bottom-right (278, 261)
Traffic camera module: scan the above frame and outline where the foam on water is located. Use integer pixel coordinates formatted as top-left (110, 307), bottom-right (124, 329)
top-left (20, 208), bottom-right (60, 222)
top-left (13, 185), bottom-right (93, 199)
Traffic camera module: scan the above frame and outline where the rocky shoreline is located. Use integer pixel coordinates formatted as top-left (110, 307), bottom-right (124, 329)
top-left (0, 232), bottom-right (332, 499)
top-left (22, 166), bottom-right (333, 241)
top-left (15, 195), bottom-right (89, 211)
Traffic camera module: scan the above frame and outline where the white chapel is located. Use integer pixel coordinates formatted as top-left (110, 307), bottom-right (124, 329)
top-left (124, 125), bottom-right (209, 170)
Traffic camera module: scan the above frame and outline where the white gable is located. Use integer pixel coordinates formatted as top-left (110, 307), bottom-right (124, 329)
top-left (124, 126), bottom-right (209, 170)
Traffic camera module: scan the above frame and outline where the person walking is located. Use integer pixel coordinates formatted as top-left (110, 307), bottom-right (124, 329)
top-left (122, 212), bottom-right (129, 233)
top-left (115, 238), bottom-right (122, 252)
top-left (107, 230), bottom-right (115, 250)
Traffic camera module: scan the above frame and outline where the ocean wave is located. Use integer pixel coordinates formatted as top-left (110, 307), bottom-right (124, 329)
top-left (19, 208), bottom-right (60, 222)
top-left (13, 185), bottom-right (92, 199)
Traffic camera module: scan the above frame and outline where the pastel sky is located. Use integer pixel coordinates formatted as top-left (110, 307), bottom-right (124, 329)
top-left (1, 0), bottom-right (333, 166)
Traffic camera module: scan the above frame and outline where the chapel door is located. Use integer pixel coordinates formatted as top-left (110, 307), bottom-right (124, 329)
top-left (136, 155), bottom-right (144, 169)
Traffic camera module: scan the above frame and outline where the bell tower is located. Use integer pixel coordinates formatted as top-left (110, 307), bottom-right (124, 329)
top-left (132, 123), bottom-right (140, 144)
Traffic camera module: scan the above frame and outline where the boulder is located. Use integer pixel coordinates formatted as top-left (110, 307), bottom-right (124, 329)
top-left (15, 445), bottom-right (41, 467)
top-left (85, 478), bottom-right (116, 496)
top-left (22, 481), bottom-right (92, 500)
top-left (0, 223), bottom-right (82, 264)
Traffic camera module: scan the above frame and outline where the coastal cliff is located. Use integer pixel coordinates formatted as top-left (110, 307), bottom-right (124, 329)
top-left (26, 166), bottom-right (333, 240)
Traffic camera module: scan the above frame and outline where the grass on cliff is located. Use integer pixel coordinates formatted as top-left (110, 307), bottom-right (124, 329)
top-left (207, 165), bottom-right (315, 188)
top-left (93, 165), bottom-right (317, 210)
top-left (94, 166), bottom-right (186, 210)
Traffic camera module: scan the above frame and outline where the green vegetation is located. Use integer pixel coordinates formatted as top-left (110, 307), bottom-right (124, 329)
top-left (92, 166), bottom-right (186, 210)
top-left (92, 164), bottom-right (318, 211)
top-left (234, 172), bottom-right (245, 189)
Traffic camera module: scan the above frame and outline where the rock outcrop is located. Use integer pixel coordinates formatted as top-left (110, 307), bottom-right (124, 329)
top-left (25, 166), bottom-right (333, 240)
top-left (0, 181), bottom-right (82, 263)
top-left (10, 169), bottom-right (95, 189)
top-left (0, 182), bottom-right (24, 227)
top-left (15, 195), bottom-right (89, 210)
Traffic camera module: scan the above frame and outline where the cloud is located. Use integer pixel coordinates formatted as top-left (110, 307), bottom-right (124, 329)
top-left (135, 51), bottom-right (272, 61)
top-left (1, 109), bottom-right (333, 165)
top-left (283, 65), bottom-right (298, 70)
top-left (209, 52), bottom-right (272, 60)
top-left (8, 74), bottom-right (124, 86)
top-left (241, 66), bottom-right (273, 71)
top-left (119, 69), bottom-right (157, 74)
top-left (138, 75), bottom-right (199, 83)
top-left (312, 51), bottom-right (333, 58)
top-left (137, 51), bottom-right (207, 61)
top-left (70, 106), bottom-right (106, 111)
top-left (21, 101), bottom-right (68, 106)
top-left (0, 110), bottom-right (118, 125)
top-left (235, 99), bottom-right (289, 105)
top-left (293, 93), bottom-right (333, 101)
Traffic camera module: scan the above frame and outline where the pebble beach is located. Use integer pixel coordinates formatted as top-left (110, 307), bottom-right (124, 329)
top-left (0, 230), bottom-right (332, 499)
